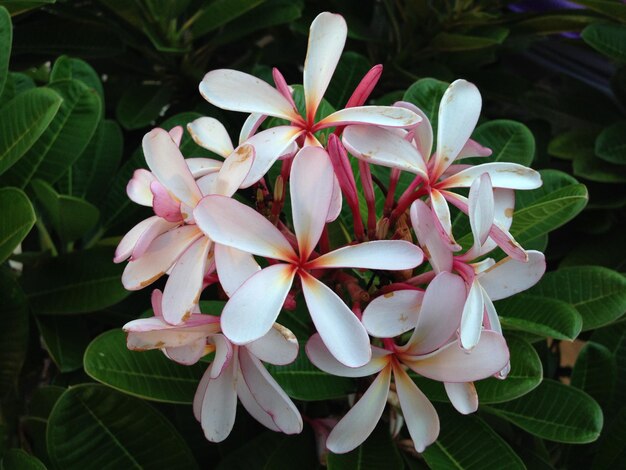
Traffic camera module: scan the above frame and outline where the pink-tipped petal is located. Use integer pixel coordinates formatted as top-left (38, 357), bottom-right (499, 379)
top-left (482, 288), bottom-right (502, 335)
top-left (161, 236), bottom-right (212, 325)
top-left (457, 139), bottom-right (492, 159)
top-left (403, 331), bottom-right (510, 382)
top-left (317, 106), bottom-right (421, 130)
top-left (410, 200), bottom-right (453, 274)
top-left (214, 144), bottom-right (254, 197)
top-left (326, 173), bottom-right (343, 223)
top-left (306, 333), bottom-right (390, 378)
top-left (479, 250), bottom-right (546, 301)
top-left (342, 125), bottom-right (428, 179)
top-left (326, 366), bottom-right (391, 454)
top-left (393, 363), bottom-right (440, 453)
top-left (300, 272), bottom-right (371, 368)
top-left (121, 225), bottom-right (202, 290)
top-left (186, 158), bottom-right (223, 178)
top-left (430, 189), bottom-right (459, 250)
top-left (187, 117), bottom-right (234, 158)
top-left (444, 382), bottom-right (478, 414)
top-left (460, 280), bottom-right (485, 351)
top-left (114, 216), bottom-right (175, 263)
top-left (238, 348), bottom-right (303, 434)
top-left (221, 264), bottom-right (297, 345)
top-left (404, 272), bottom-right (466, 355)
top-left (469, 173), bottom-right (495, 251)
top-left (345, 65), bottom-right (382, 108)
top-left (362, 290), bottom-right (424, 338)
top-left (246, 323), bottom-right (299, 365)
top-left (236, 362), bottom-right (280, 432)
top-left (239, 113), bottom-right (266, 143)
top-left (194, 195), bottom-right (297, 262)
top-left (150, 181), bottom-right (183, 222)
top-left (303, 12), bottom-right (347, 121)
top-left (143, 128), bottom-right (203, 208)
top-left (290, 147), bottom-right (334, 260)
top-left (200, 70), bottom-right (300, 122)
top-left (208, 334), bottom-right (234, 379)
top-left (310, 240), bottom-right (423, 271)
top-left (127, 169), bottom-right (156, 206)
top-left (441, 162), bottom-right (542, 190)
top-left (168, 126), bottom-right (184, 147)
top-left (489, 223), bottom-right (528, 262)
top-left (214, 244), bottom-right (260, 297)
top-left (394, 101), bottom-right (433, 159)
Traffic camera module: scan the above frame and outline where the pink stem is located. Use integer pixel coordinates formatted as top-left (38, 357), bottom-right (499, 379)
top-left (272, 67), bottom-right (297, 110)
top-left (384, 168), bottom-right (401, 216)
top-left (358, 160), bottom-right (377, 239)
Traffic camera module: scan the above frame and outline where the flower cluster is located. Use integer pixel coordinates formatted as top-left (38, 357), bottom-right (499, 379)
top-left (116, 12), bottom-right (546, 455)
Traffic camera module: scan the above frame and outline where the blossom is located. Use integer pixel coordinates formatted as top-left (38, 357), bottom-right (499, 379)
top-left (194, 146), bottom-right (424, 367)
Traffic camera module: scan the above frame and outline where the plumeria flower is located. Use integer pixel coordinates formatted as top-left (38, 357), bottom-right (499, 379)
top-left (194, 146), bottom-right (424, 367)
top-left (115, 127), bottom-right (255, 324)
top-left (307, 272), bottom-right (510, 453)
top-left (342, 79), bottom-right (542, 261)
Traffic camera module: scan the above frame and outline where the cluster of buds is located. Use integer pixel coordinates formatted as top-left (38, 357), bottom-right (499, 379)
top-left (116, 12), bottom-right (546, 455)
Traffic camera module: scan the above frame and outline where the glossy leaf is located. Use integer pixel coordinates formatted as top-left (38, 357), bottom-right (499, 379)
top-left (582, 23), bottom-right (626, 62)
top-left (47, 384), bottom-right (198, 469)
top-left (595, 121), bottom-right (626, 165)
top-left (115, 83), bottom-right (173, 130)
top-left (470, 119), bottom-right (535, 166)
top-left (84, 329), bottom-right (206, 404)
top-left (402, 78), bottom-right (448, 129)
top-left (326, 52), bottom-right (371, 108)
top-left (484, 379), bottom-right (603, 443)
top-left (35, 314), bottom-right (90, 373)
top-left (1, 449), bottom-right (46, 470)
top-left (0, 187), bottom-right (35, 264)
top-left (0, 6), bottom-right (11, 98)
top-left (571, 341), bottom-right (615, 406)
top-left (50, 55), bottom-right (105, 103)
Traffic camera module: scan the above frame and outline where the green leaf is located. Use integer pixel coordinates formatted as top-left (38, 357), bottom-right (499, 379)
top-left (573, 145), bottom-right (626, 182)
top-left (431, 28), bottom-right (509, 51)
top-left (0, 187), bottom-right (35, 264)
top-left (1, 449), bottom-right (46, 470)
top-left (571, 342), bottom-right (615, 406)
top-left (326, 52), bottom-right (371, 108)
top-left (327, 421), bottom-right (403, 470)
top-left (548, 129), bottom-right (597, 161)
top-left (20, 246), bottom-right (129, 314)
top-left (469, 120), bottom-right (535, 166)
top-left (402, 78), bottom-right (448, 131)
top-left (497, 294), bottom-right (583, 341)
top-left (595, 121), bottom-right (626, 164)
top-left (0, 72), bottom-right (35, 108)
top-left (49, 55), bottom-right (104, 104)
top-left (528, 266), bottom-right (626, 330)
top-left (0, 88), bottom-right (62, 176)
top-left (84, 329), bottom-right (206, 404)
top-left (267, 342), bottom-right (356, 401)
top-left (216, 431), bottom-right (283, 470)
top-left (422, 406), bottom-right (525, 470)
top-left (262, 429), bottom-right (318, 470)
top-left (116, 83), bottom-right (173, 130)
top-left (573, 0), bottom-right (626, 22)
top-left (29, 385), bottom-right (65, 419)
top-left (2, 80), bottom-right (101, 187)
top-left (0, 6), bottom-right (11, 98)
top-left (484, 379), bottom-right (603, 443)
top-left (582, 23), bottom-right (626, 62)
top-left (190, 0), bottom-right (265, 38)
top-left (47, 384), bottom-right (198, 469)
top-left (591, 406), bottom-right (626, 469)
top-left (31, 179), bottom-right (99, 244)
top-left (35, 314), bottom-right (90, 372)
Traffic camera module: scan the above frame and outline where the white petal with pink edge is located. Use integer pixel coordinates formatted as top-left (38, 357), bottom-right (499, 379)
top-left (168, 126), bottom-right (183, 147)
top-left (161, 236), bottom-right (212, 325)
top-left (290, 147), bottom-right (334, 260)
top-left (362, 290), bottom-right (424, 338)
top-left (301, 272), bottom-right (371, 368)
top-left (221, 264), bottom-right (297, 345)
top-left (393, 363), bottom-right (439, 453)
top-left (469, 173), bottom-right (494, 250)
top-left (326, 173), bottom-right (343, 223)
top-left (194, 195), bottom-right (297, 262)
top-left (479, 250), bottom-right (546, 301)
top-left (441, 162), bottom-right (542, 190)
top-left (200, 69), bottom-right (300, 122)
top-left (317, 106), bottom-right (421, 130)
top-left (444, 382), bottom-right (478, 414)
top-left (123, 316), bottom-right (218, 350)
top-left (142, 128), bottom-right (202, 208)
top-left (310, 240), bottom-right (423, 271)
top-left (394, 101), bottom-right (433, 158)
top-left (430, 189), bottom-right (458, 250)
top-left (457, 139), bottom-right (492, 159)
top-left (208, 334), bottom-right (233, 379)
top-left (214, 244), bottom-right (260, 297)
top-left (306, 333), bottom-right (390, 378)
top-left (164, 339), bottom-right (207, 365)
top-left (150, 181), bottom-right (182, 222)
top-left (126, 169), bottom-right (155, 206)
top-left (214, 144), bottom-right (254, 197)
top-left (187, 117), bottom-right (234, 157)
top-left (326, 366), bottom-right (391, 454)
top-left (186, 158), bottom-right (223, 178)
top-left (239, 113), bottom-right (266, 143)
top-left (246, 323), bottom-right (299, 365)
top-left (236, 361), bottom-right (280, 432)
top-left (114, 216), bottom-right (176, 263)
top-left (410, 200), bottom-right (453, 274)
top-left (460, 279), bottom-right (485, 351)
top-left (342, 125), bottom-right (428, 179)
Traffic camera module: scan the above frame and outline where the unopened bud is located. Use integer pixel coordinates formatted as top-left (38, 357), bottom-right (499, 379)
top-left (376, 217), bottom-right (390, 240)
top-left (273, 175), bottom-right (284, 203)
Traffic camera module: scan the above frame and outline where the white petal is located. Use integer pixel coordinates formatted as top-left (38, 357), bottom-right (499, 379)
top-left (290, 147), bottom-right (334, 260)
top-left (114, 216), bottom-right (175, 263)
top-left (442, 162), bottom-right (542, 190)
top-left (208, 334), bottom-right (234, 379)
top-left (143, 128), bottom-right (203, 208)
top-left (126, 169), bottom-right (155, 206)
top-left (326, 366), bottom-right (391, 454)
top-left (410, 200), bottom-right (453, 274)
top-left (303, 12), bottom-right (347, 121)
top-left (221, 264), bottom-right (296, 345)
top-left (317, 106), bottom-right (421, 129)
top-left (238, 348), bottom-right (303, 434)
top-left (214, 144), bottom-right (254, 196)
top-left (193, 365), bottom-right (212, 421)
top-left (196, 172), bottom-right (219, 195)
top-left (310, 240), bottom-right (423, 270)
top-left (457, 139), bottom-right (492, 159)
top-left (430, 189), bottom-right (458, 250)
top-left (469, 173), bottom-right (494, 251)
top-left (394, 101), bottom-right (432, 158)
top-left (187, 117), bottom-right (234, 158)
top-left (194, 195), bottom-right (297, 262)
top-left (123, 316), bottom-right (218, 350)
top-left (235, 361), bottom-right (280, 432)
top-left (199, 351), bottom-right (238, 442)
top-left (186, 158), bottom-right (223, 178)
top-left (162, 236), bottom-right (212, 325)
top-left (479, 250), bottom-right (546, 301)
top-left (164, 339), bottom-right (207, 365)
top-left (460, 280), bottom-right (485, 351)
top-left (326, 173), bottom-right (343, 223)
top-left (200, 70), bottom-right (300, 122)
top-left (482, 287), bottom-right (502, 335)
top-left (300, 272), bottom-right (371, 368)
top-left (306, 333), bottom-right (390, 378)
top-left (214, 244), bottom-right (260, 297)
top-left (342, 125), bottom-right (428, 179)
top-left (238, 113), bottom-right (266, 143)
top-left (246, 323), bottom-right (299, 365)
top-left (393, 363), bottom-right (439, 453)
top-left (362, 290), bottom-right (424, 338)
top-left (168, 126), bottom-right (183, 147)
top-left (444, 382), bottom-right (478, 415)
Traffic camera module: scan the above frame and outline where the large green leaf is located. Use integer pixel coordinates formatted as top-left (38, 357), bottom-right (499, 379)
top-left (20, 246), bottom-right (129, 314)
top-left (326, 52), bottom-right (371, 108)
top-left (484, 379), bottom-right (603, 443)
top-left (582, 23), bottom-right (626, 62)
top-left (422, 406), bottom-right (525, 470)
top-left (115, 83), bottom-right (173, 130)
top-left (0, 187), bottom-right (35, 264)
top-left (528, 266), bottom-right (626, 330)
top-left (190, 0), bottom-right (265, 38)
top-left (402, 78), bottom-right (448, 130)
top-left (571, 341), bottom-right (615, 406)
top-left (85, 329), bottom-right (206, 404)
top-left (469, 119), bottom-right (535, 166)
top-left (497, 294), bottom-right (582, 341)
top-left (47, 384), bottom-right (198, 469)
top-left (0, 6), bottom-right (11, 98)
top-left (595, 121), bottom-right (626, 165)
top-left (50, 55), bottom-right (105, 104)
top-left (591, 406), bottom-right (626, 469)
top-left (0, 88), bottom-right (62, 176)
top-left (1, 449), bottom-right (46, 470)
top-left (35, 314), bottom-right (90, 372)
